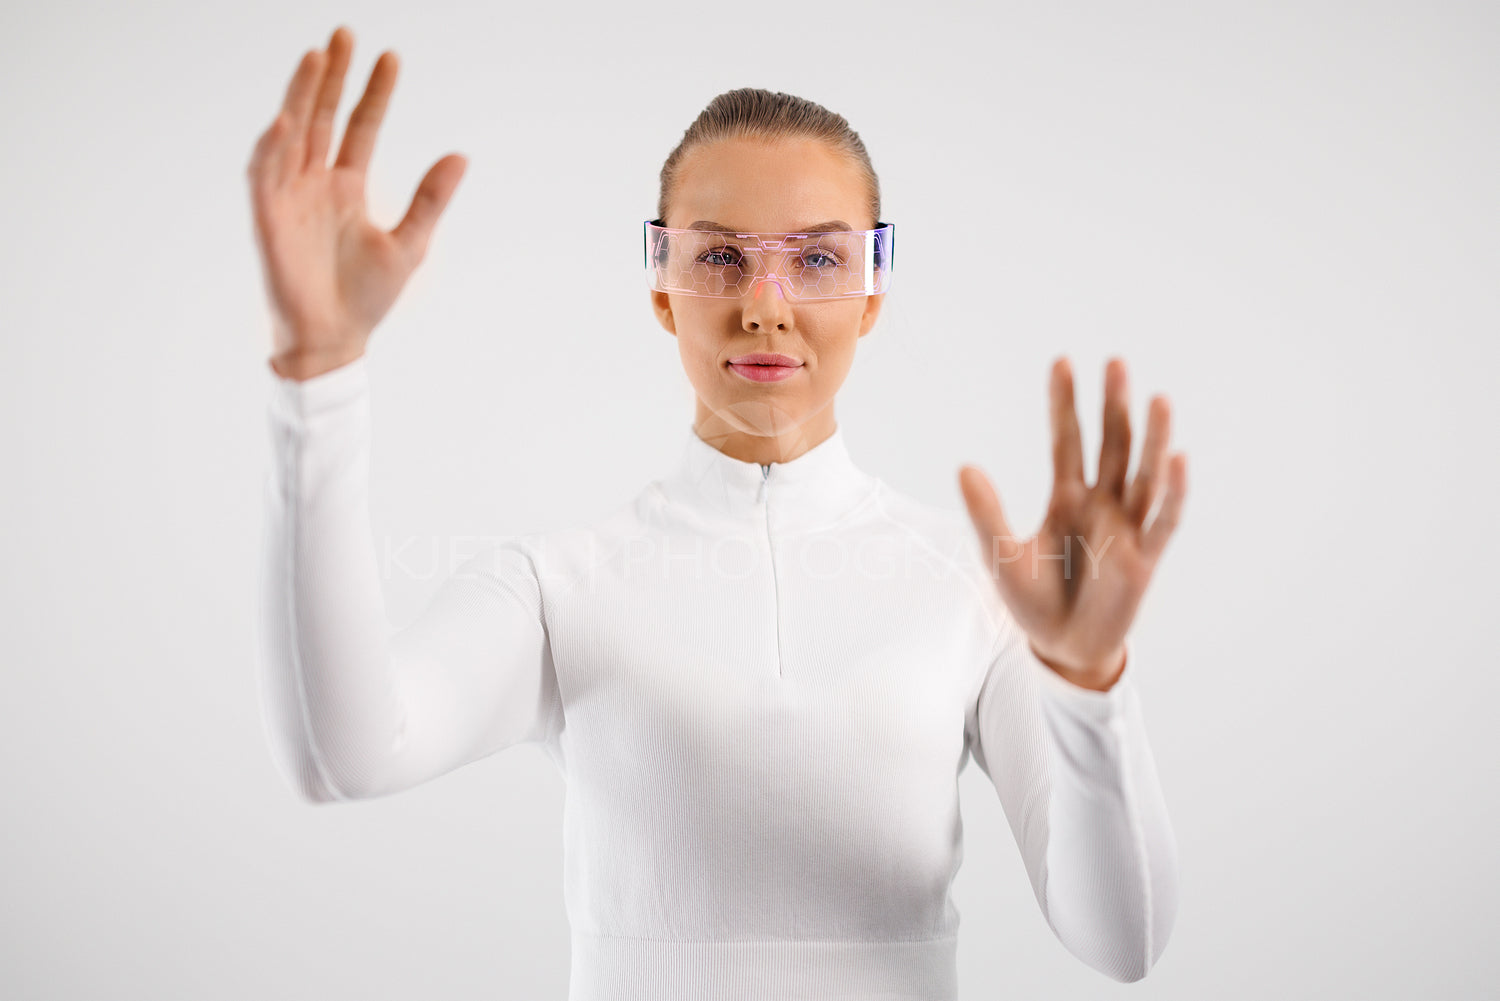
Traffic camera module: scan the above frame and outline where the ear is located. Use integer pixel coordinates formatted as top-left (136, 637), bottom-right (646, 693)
top-left (650, 289), bottom-right (677, 336)
top-left (858, 293), bottom-right (885, 338)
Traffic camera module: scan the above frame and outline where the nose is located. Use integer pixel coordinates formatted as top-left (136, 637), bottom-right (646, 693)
top-left (742, 273), bottom-right (793, 332)
top-left (754, 276), bottom-right (786, 300)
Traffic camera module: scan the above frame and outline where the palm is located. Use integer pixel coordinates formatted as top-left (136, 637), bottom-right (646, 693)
top-left (318, 170), bottom-right (420, 334)
top-left (959, 357), bottom-right (1187, 685)
top-left (257, 168), bottom-right (408, 350)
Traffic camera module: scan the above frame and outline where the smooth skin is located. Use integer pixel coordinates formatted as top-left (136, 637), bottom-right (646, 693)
top-left (246, 25), bottom-right (467, 381)
top-left (650, 136), bottom-right (884, 467)
top-left (246, 27), bottom-right (1187, 692)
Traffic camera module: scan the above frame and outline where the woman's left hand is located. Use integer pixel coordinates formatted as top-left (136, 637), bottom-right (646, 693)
top-left (958, 357), bottom-right (1187, 691)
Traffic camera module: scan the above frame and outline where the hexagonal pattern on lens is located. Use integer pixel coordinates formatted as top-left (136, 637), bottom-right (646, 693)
top-left (643, 222), bottom-right (894, 300)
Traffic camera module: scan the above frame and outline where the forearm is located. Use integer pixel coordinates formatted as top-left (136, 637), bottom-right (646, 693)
top-left (256, 354), bottom-right (407, 802)
top-left (1029, 645), bottom-right (1180, 983)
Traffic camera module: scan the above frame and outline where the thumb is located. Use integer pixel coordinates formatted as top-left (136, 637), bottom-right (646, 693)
top-left (391, 153), bottom-right (468, 265)
top-left (959, 464), bottom-right (1019, 578)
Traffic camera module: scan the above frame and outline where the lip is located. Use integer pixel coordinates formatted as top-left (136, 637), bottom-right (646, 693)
top-left (727, 353), bottom-right (803, 384)
top-left (729, 353), bottom-right (803, 366)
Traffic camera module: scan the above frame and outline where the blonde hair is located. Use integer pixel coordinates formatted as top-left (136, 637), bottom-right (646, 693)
top-left (656, 87), bottom-right (881, 230)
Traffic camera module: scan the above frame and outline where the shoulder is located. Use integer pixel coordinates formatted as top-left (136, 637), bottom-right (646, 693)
top-left (869, 479), bottom-right (984, 571)
top-left (870, 478), bottom-right (1013, 641)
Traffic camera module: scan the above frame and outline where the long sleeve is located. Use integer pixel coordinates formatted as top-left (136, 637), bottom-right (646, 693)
top-left (255, 355), bottom-right (563, 804)
top-left (964, 612), bottom-right (1179, 983)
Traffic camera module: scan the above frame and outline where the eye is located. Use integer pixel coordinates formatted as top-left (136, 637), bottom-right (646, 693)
top-left (696, 247), bottom-right (743, 267)
top-left (802, 250), bottom-right (843, 269)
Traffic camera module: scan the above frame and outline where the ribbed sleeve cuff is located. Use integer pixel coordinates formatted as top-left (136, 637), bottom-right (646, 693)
top-left (1028, 640), bottom-right (1135, 722)
top-left (266, 354), bottom-right (370, 424)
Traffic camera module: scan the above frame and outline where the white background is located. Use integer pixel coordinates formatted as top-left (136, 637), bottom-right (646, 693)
top-left (2, 1), bottom-right (1496, 998)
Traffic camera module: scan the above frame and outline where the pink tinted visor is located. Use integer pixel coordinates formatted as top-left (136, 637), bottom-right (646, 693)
top-left (643, 220), bottom-right (895, 300)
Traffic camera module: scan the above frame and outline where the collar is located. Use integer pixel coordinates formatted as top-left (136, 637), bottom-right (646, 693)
top-left (656, 422), bottom-right (880, 534)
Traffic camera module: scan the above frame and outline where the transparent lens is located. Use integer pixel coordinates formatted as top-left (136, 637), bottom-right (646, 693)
top-left (644, 222), bottom-right (894, 299)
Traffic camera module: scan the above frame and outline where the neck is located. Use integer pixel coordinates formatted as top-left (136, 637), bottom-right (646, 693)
top-left (691, 400), bottom-right (838, 465)
top-left (661, 417), bottom-right (877, 533)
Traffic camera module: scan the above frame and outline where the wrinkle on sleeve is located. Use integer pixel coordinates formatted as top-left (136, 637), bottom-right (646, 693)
top-left (256, 355), bottom-right (562, 803)
top-left (964, 607), bottom-right (1179, 983)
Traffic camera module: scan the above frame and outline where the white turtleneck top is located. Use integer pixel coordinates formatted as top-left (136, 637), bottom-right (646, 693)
top-left (257, 354), bottom-right (1178, 999)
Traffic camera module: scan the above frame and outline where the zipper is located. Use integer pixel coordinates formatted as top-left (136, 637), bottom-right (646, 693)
top-left (759, 462), bottom-right (782, 677)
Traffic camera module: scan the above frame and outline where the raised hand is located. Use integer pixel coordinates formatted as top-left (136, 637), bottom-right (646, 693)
top-left (958, 358), bottom-right (1187, 691)
top-left (245, 26), bottom-right (468, 381)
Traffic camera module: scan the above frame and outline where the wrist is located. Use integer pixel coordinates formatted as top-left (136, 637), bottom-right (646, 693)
top-left (268, 345), bottom-right (366, 382)
top-left (1030, 641), bottom-right (1127, 692)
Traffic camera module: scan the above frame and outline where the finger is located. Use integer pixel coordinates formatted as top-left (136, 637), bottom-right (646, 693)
top-left (1097, 356), bottom-right (1131, 499)
top-left (1125, 394), bottom-right (1171, 526)
top-left (246, 111), bottom-right (289, 189)
top-left (274, 48), bottom-right (327, 186)
top-left (335, 50), bottom-right (399, 175)
top-left (258, 51), bottom-right (320, 186)
top-left (958, 465), bottom-right (1024, 591)
top-left (1050, 357), bottom-right (1086, 489)
top-left (304, 26), bottom-right (354, 173)
top-left (390, 154), bottom-right (468, 265)
top-left (1141, 452), bottom-right (1187, 562)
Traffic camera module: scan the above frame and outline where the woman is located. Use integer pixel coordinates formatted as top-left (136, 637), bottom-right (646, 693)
top-left (248, 25), bottom-right (1186, 999)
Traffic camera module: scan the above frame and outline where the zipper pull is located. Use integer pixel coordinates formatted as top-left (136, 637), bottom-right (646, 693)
top-left (758, 463), bottom-right (770, 503)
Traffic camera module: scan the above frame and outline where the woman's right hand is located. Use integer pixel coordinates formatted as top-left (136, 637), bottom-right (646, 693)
top-left (246, 26), bottom-right (468, 381)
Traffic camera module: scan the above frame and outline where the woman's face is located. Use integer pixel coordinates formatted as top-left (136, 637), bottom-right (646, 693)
top-left (650, 136), bottom-right (885, 457)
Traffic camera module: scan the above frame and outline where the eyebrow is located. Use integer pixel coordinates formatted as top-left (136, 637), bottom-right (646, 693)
top-left (687, 220), bottom-right (854, 233)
